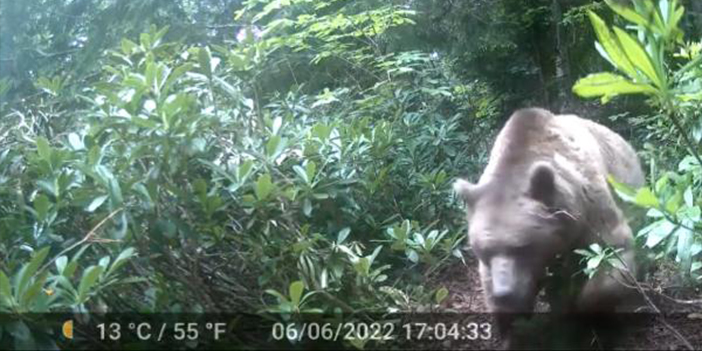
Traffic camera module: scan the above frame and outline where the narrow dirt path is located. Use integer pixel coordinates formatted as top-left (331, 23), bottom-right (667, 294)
top-left (431, 253), bottom-right (702, 350)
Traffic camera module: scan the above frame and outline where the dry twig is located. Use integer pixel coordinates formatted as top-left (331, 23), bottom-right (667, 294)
top-left (39, 208), bottom-right (124, 274)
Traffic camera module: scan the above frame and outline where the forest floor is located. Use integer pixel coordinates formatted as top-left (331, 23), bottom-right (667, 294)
top-left (431, 254), bottom-right (702, 350)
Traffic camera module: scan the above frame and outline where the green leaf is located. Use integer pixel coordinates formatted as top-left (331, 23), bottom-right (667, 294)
top-left (669, 6), bottom-right (685, 40)
top-left (140, 33), bottom-right (152, 49)
top-left (435, 287), bottom-right (449, 304)
top-left (33, 195), bottom-right (50, 222)
top-left (655, 174), bottom-right (670, 193)
top-left (678, 206), bottom-right (701, 222)
top-left (77, 266), bottom-right (104, 303)
top-left (193, 178), bottom-right (208, 200)
top-left (312, 192), bottom-right (329, 200)
top-left (153, 25), bottom-right (170, 43)
top-left (305, 161), bottom-right (317, 183)
top-left (8, 321), bottom-right (33, 350)
top-left (271, 117), bottom-right (283, 135)
top-left (265, 289), bottom-right (288, 303)
top-left (155, 219), bottom-right (177, 239)
top-left (52, 275), bottom-right (76, 298)
top-left (227, 53), bottom-right (248, 71)
top-left (145, 62), bottom-right (156, 92)
top-left (646, 208), bottom-right (665, 218)
top-left (163, 63), bottom-right (193, 96)
top-left (684, 186), bottom-right (694, 207)
top-left (337, 227), bottom-right (351, 244)
top-left (237, 160), bottom-right (254, 183)
top-left (407, 249), bottom-right (419, 263)
top-left (607, 256), bottom-right (627, 271)
top-left (589, 243), bottom-right (603, 254)
top-left (96, 166), bottom-right (123, 206)
top-left (303, 198), bottom-right (312, 217)
top-left (0, 271), bottom-right (13, 306)
top-left (638, 219), bottom-right (676, 248)
top-left (21, 272), bottom-right (47, 307)
top-left (265, 136), bottom-right (287, 160)
top-left (36, 137), bottom-right (51, 161)
top-left (587, 11), bottom-right (637, 78)
top-left (355, 257), bottom-right (371, 276)
top-left (312, 123), bottom-right (332, 140)
top-left (198, 47), bottom-right (213, 79)
top-left (677, 227), bottom-right (694, 275)
top-left (283, 188), bottom-right (297, 202)
top-left (96, 251), bottom-right (119, 269)
top-left (293, 165), bottom-right (309, 184)
top-left (634, 187), bottom-right (659, 208)
top-left (153, 63), bottom-right (170, 94)
top-left (390, 240), bottom-right (407, 251)
top-left (107, 248), bottom-right (135, 277)
top-left (63, 261), bottom-right (78, 279)
top-left (255, 174), bottom-right (274, 200)
top-left (123, 73), bottom-right (146, 90)
top-left (16, 247), bottom-right (50, 299)
top-left (587, 254), bottom-right (604, 270)
top-left (605, 0), bottom-right (652, 28)
top-left (320, 269), bottom-right (328, 289)
top-left (574, 249), bottom-right (593, 257)
top-left (87, 145), bottom-right (102, 167)
top-left (67, 133), bottom-right (84, 150)
top-left (348, 337), bottom-right (367, 350)
top-left (55, 256), bottom-right (68, 275)
top-left (86, 195), bottom-right (108, 213)
top-left (692, 261), bottom-right (702, 273)
top-left (253, 0), bottom-right (293, 22)
top-left (289, 281), bottom-right (304, 307)
top-left (666, 190), bottom-right (684, 214)
top-left (36, 180), bottom-right (57, 199)
top-left (368, 245), bottom-right (383, 265)
top-left (573, 72), bottom-right (657, 102)
top-left (612, 27), bottom-right (661, 87)
top-left (121, 38), bottom-right (137, 54)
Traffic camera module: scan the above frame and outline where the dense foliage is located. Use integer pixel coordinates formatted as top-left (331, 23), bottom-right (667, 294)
top-left (0, 0), bottom-right (701, 349)
top-left (573, 0), bottom-right (702, 281)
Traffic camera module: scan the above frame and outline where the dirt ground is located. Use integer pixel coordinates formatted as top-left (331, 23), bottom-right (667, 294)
top-left (431, 254), bottom-right (702, 350)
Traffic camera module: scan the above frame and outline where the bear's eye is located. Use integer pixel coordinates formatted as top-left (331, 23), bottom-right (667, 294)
top-left (502, 244), bottom-right (534, 259)
top-left (470, 243), bottom-right (491, 263)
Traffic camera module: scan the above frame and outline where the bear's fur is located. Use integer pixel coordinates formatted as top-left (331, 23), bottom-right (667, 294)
top-left (454, 108), bottom-right (644, 343)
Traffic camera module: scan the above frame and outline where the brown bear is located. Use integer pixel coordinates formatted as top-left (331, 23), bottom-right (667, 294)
top-left (453, 108), bottom-right (644, 345)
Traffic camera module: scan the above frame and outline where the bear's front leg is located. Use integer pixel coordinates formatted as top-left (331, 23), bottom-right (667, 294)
top-left (576, 223), bottom-right (637, 313)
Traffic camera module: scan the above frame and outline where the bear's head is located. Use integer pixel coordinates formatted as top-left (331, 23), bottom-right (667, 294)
top-left (454, 161), bottom-right (577, 313)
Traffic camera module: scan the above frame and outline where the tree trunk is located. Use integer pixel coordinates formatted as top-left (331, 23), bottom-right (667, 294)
top-left (0, 0), bottom-right (20, 89)
top-left (531, 26), bottom-right (551, 108)
top-left (690, 0), bottom-right (702, 36)
top-left (551, 0), bottom-right (572, 113)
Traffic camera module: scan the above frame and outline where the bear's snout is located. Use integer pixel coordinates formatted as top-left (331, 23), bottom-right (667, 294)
top-left (489, 256), bottom-right (535, 312)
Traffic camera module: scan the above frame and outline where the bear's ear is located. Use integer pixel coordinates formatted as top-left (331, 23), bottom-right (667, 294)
top-left (528, 162), bottom-right (556, 206)
top-left (453, 178), bottom-right (481, 208)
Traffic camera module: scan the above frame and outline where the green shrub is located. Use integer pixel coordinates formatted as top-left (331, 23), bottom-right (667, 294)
top-left (574, 0), bottom-right (702, 281)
